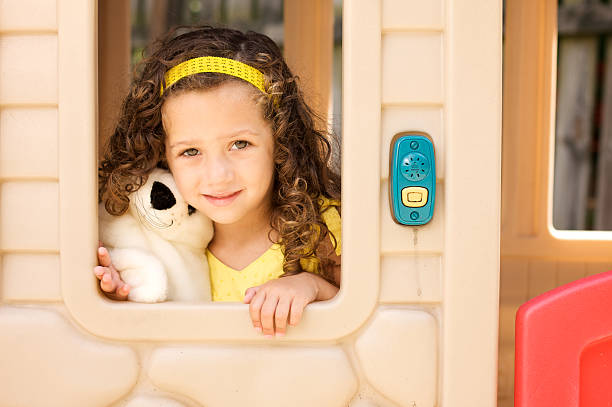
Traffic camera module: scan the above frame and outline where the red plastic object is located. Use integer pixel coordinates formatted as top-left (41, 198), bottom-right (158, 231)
top-left (515, 270), bottom-right (612, 407)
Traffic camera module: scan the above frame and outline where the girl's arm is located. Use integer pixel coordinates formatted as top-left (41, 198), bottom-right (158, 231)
top-left (244, 229), bottom-right (342, 337)
top-left (308, 270), bottom-right (340, 301)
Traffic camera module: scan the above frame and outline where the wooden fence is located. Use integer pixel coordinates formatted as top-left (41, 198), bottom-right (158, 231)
top-left (553, 0), bottom-right (612, 230)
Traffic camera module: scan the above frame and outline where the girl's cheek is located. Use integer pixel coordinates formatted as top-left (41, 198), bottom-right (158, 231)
top-left (178, 181), bottom-right (198, 205)
top-left (179, 168), bottom-right (203, 192)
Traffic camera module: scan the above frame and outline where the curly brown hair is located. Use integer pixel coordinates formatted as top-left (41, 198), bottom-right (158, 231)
top-left (99, 26), bottom-right (341, 282)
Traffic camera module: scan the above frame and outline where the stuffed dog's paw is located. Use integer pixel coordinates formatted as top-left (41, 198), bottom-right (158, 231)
top-left (110, 248), bottom-right (168, 303)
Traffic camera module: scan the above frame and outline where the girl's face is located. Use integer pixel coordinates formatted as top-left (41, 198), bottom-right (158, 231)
top-left (162, 82), bottom-right (275, 227)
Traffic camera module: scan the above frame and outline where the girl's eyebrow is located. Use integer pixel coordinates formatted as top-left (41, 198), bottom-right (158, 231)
top-left (169, 129), bottom-right (263, 149)
top-left (229, 128), bottom-right (262, 138)
top-left (169, 139), bottom-right (200, 149)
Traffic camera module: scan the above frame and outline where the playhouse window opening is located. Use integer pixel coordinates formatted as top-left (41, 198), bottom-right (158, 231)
top-left (97, 0), bottom-right (343, 302)
top-left (551, 0), bottom-right (612, 231)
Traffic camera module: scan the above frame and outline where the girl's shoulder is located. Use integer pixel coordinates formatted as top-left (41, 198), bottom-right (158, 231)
top-left (317, 195), bottom-right (341, 257)
top-left (317, 194), bottom-right (341, 222)
top-left (317, 195), bottom-right (341, 212)
top-left (300, 194), bottom-right (342, 283)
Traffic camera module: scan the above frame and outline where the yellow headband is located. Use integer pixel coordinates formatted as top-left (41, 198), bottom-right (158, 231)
top-left (160, 56), bottom-right (266, 96)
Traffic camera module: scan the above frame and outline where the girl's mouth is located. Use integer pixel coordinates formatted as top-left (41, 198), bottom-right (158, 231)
top-left (203, 190), bottom-right (242, 207)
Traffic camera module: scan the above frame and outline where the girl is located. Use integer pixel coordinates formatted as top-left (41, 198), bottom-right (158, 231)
top-left (94, 26), bottom-right (341, 337)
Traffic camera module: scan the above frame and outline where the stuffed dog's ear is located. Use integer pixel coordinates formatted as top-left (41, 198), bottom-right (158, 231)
top-left (151, 181), bottom-right (176, 210)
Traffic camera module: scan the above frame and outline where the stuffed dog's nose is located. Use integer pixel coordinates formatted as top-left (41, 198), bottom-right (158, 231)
top-left (151, 181), bottom-right (176, 210)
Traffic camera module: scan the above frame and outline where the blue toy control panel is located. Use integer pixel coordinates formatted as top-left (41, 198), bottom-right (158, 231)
top-left (389, 132), bottom-right (436, 225)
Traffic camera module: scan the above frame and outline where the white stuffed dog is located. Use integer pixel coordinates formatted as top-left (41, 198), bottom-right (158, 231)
top-left (99, 168), bottom-right (213, 302)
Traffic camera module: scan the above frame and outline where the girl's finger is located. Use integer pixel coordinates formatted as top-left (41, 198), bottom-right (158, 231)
top-left (289, 298), bottom-right (307, 326)
top-left (97, 247), bottom-right (111, 267)
top-left (94, 266), bottom-right (107, 279)
top-left (116, 284), bottom-right (130, 300)
top-left (243, 286), bottom-right (259, 304)
top-left (274, 296), bottom-right (292, 336)
top-left (260, 294), bottom-right (279, 337)
top-left (248, 290), bottom-right (266, 332)
top-left (100, 271), bottom-right (115, 292)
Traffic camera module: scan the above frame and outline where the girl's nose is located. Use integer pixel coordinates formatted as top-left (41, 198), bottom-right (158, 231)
top-left (203, 152), bottom-right (233, 186)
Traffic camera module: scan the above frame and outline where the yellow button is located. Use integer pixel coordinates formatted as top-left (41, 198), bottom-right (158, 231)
top-left (408, 192), bottom-right (422, 202)
top-left (402, 187), bottom-right (428, 208)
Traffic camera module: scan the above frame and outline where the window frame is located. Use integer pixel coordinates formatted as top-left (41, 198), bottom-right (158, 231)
top-left (59, 0), bottom-right (380, 341)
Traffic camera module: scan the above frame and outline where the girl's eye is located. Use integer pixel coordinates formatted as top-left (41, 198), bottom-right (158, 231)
top-left (231, 140), bottom-right (249, 150)
top-left (181, 148), bottom-right (199, 157)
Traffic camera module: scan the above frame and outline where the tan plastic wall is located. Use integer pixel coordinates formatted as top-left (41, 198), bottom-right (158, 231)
top-left (0, 1), bottom-right (501, 406)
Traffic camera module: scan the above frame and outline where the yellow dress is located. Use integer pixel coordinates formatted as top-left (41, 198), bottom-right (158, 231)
top-left (207, 197), bottom-right (341, 302)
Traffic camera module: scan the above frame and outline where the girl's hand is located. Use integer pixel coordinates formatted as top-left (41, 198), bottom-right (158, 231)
top-left (93, 244), bottom-right (130, 301)
top-left (243, 272), bottom-right (339, 337)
